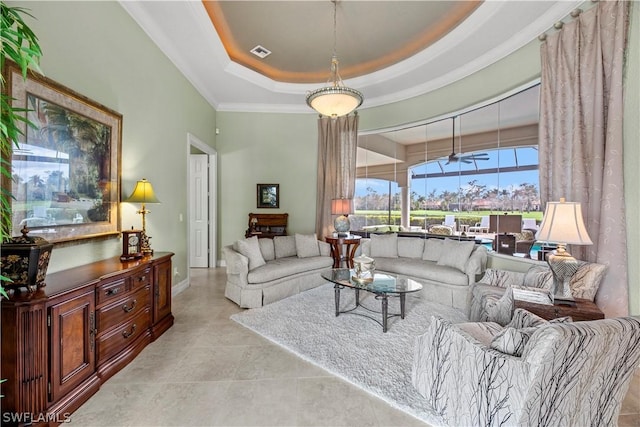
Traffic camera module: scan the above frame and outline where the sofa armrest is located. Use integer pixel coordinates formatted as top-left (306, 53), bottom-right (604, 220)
top-left (412, 316), bottom-right (529, 426)
top-left (464, 245), bottom-right (488, 285)
top-left (223, 245), bottom-right (249, 286)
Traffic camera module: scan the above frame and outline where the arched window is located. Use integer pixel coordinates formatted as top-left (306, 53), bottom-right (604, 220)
top-left (353, 83), bottom-right (541, 245)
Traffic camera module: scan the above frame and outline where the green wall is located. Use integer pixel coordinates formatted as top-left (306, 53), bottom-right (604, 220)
top-left (7, 1), bottom-right (217, 286)
top-left (216, 112), bottom-right (318, 247)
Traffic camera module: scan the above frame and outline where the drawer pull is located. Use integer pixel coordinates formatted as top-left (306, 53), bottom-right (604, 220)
top-left (122, 299), bottom-right (137, 313)
top-left (122, 324), bottom-right (137, 339)
top-left (138, 276), bottom-right (146, 282)
top-left (106, 288), bottom-right (120, 296)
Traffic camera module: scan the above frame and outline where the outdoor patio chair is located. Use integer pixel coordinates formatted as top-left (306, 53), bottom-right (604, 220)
top-left (442, 215), bottom-right (457, 231)
top-left (469, 216), bottom-right (489, 233)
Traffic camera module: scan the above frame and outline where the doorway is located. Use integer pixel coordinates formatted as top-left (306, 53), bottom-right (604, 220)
top-left (187, 133), bottom-right (217, 268)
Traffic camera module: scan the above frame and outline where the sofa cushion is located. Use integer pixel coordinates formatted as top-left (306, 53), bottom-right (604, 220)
top-left (397, 237), bottom-right (424, 259)
top-left (374, 257), bottom-right (469, 287)
top-left (422, 238), bottom-right (443, 262)
top-left (247, 256), bottom-right (333, 284)
top-left (235, 236), bottom-right (266, 271)
top-left (570, 261), bottom-right (607, 301)
top-left (523, 265), bottom-right (554, 290)
top-left (437, 239), bottom-right (475, 272)
top-left (258, 238), bottom-right (275, 261)
top-left (274, 235), bottom-right (297, 258)
top-left (478, 269), bottom-right (525, 288)
top-left (370, 233), bottom-right (398, 258)
top-left (295, 233), bottom-right (320, 258)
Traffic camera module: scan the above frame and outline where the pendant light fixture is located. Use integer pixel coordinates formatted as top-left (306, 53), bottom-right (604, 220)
top-left (306, 0), bottom-right (363, 118)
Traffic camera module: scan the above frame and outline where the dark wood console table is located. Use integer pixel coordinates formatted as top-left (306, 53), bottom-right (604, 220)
top-left (245, 212), bottom-right (288, 238)
top-left (1, 252), bottom-right (174, 426)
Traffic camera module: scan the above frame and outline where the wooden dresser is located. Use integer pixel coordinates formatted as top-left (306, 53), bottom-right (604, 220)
top-left (1, 252), bottom-right (174, 426)
top-left (245, 212), bottom-right (288, 238)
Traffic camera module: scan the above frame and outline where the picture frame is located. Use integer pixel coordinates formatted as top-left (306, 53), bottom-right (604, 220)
top-left (257, 184), bottom-right (279, 208)
top-left (3, 61), bottom-right (122, 243)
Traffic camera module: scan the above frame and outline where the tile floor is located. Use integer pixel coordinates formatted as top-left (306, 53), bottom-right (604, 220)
top-left (70, 267), bottom-right (640, 426)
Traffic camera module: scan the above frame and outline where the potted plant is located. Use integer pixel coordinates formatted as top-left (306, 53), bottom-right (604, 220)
top-left (1, 1), bottom-right (47, 294)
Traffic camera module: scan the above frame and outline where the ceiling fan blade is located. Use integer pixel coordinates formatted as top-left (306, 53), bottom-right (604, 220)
top-left (461, 158), bottom-right (473, 164)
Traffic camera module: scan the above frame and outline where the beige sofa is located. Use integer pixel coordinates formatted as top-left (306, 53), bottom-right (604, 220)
top-left (355, 233), bottom-right (488, 310)
top-left (224, 234), bottom-right (334, 308)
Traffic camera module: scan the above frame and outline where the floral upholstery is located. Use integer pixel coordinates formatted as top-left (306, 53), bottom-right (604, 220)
top-left (428, 225), bottom-right (454, 235)
top-left (412, 315), bottom-right (640, 426)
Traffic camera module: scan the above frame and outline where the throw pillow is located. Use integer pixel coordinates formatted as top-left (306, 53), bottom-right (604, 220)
top-left (484, 286), bottom-right (515, 326)
top-left (235, 236), bottom-right (266, 271)
top-left (422, 238), bottom-right (443, 262)
top-left (491, 310), bottom-right (573, 356)
top-left (523, 265), bottom-right (554, 291)
top-left (507, 308), bottom-right (548, 329)
top-left (570, 261), bottom-right (607, 301)
top-left (295, 233), bottom-right (320, 258)
top-left (478, 269), bottom-right (525, 288)
top-left (274, 235), bottom-right (297, 258)
top-left (370, 233), bottom-right (398, 258)
top-left (490, 326), bottom-right (536, 356)
top-left (258, 238), bottom-right (275, 261)
top-left (436, 239), bottom-right (475, 272)
top-left (397, 237), bottom-right (424, 259)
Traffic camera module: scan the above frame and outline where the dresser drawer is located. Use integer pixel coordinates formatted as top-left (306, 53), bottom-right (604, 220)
top-left (96, 277), bottom-right (128, 306)
top-left (96, 285), bottom-right (151, 334)
top-left (96, 308), bottom-right (151, 364)
top-left (130, 267), bottom-right (151, 292)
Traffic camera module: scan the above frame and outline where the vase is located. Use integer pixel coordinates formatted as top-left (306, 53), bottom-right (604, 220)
top-left (1, 226), bottom-right (53, 293)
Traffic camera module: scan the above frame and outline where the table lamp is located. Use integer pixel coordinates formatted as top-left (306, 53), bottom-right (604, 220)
top-left (331, 198), bottom-right (353, 237)
top-left (536, 198), bottom-right (592, 305)
top-left (124, 178), bottom-right (160, 255)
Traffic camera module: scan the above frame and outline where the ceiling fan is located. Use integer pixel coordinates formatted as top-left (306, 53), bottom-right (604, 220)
top-left (445, 116), bottom-right (490, 165)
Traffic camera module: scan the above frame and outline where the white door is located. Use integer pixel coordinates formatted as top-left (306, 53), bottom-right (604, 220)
top-left (189, 154), bottom-right (208, 267)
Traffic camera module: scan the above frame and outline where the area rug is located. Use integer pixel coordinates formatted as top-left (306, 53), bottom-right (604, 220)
top-left (230, 283), bottom-right (468, 426)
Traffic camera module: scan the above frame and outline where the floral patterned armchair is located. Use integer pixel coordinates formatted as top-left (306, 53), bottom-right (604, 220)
top-left (412, 314), bottom-right (640, 426)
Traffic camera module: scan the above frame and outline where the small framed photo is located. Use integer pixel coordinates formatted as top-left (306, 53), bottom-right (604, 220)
top-left (257, 184), bottom-right (279, 208)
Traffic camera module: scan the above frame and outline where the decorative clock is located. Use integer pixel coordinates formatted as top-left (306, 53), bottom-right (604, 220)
top-left (121, 229), bottom-right (143, 261)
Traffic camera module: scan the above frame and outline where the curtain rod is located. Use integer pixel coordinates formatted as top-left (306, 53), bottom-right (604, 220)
top-left (538, 0), bottom-right (601, 42)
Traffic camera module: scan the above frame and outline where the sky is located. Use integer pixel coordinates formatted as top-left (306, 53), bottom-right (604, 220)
top-left (356, 147), bottom-right (539, 197)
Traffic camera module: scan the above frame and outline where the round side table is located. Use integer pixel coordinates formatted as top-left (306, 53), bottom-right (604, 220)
top-left (325, 235), bottom-right (361, 268)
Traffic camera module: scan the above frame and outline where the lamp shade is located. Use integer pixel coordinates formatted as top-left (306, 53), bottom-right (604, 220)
top-left (536, 199), bottom-right (592, 245)
top-left (331, 198), bottom-right (353, 215)
top-left (124, 179), bottom-right (160, 204)
top-left (306, 86), bottom-right (363, 118)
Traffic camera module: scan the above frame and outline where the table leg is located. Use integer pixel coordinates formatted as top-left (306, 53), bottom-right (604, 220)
top-left (400, 294), bottom-right (406, 319)
top-left (355, 288), bottom-right (360, 307)
top-left (334, 284), bottom-right (340, 317)
top-left (330, 244), bottom-right (340, 268)
top-left (381, 295), bottom-right (389, 333)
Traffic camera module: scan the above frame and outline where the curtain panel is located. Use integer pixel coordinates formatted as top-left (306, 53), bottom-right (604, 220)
top-left (539, 0), bottom-right (630, 317)
top-left (315, 114), bottom-right (359, 238)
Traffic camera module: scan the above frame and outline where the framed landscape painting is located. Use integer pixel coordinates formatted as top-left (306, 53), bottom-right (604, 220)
top-left (257, 184), bottom-right (279, 208)
top-left (3, 62), bottom-right (122, 243)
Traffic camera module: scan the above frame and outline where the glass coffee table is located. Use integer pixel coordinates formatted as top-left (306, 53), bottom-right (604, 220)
top-left (321, 268), bottom-right (423, 332)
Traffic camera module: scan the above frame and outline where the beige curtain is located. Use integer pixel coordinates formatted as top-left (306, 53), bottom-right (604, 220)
top-left (539, 1), bottom-right (630, 317)
top-left (315, 114), bottom-right (359, 238)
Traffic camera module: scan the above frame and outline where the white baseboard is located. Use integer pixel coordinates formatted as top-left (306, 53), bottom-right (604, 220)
top-left (172, 277), bottom-right (190, 297)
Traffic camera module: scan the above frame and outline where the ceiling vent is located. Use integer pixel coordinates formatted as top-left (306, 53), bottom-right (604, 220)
top-left (250, 45), bottom-right (272, 59)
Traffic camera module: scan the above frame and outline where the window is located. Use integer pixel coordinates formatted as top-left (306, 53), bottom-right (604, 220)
top-left (354, 84), bottom-right (541, 240)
